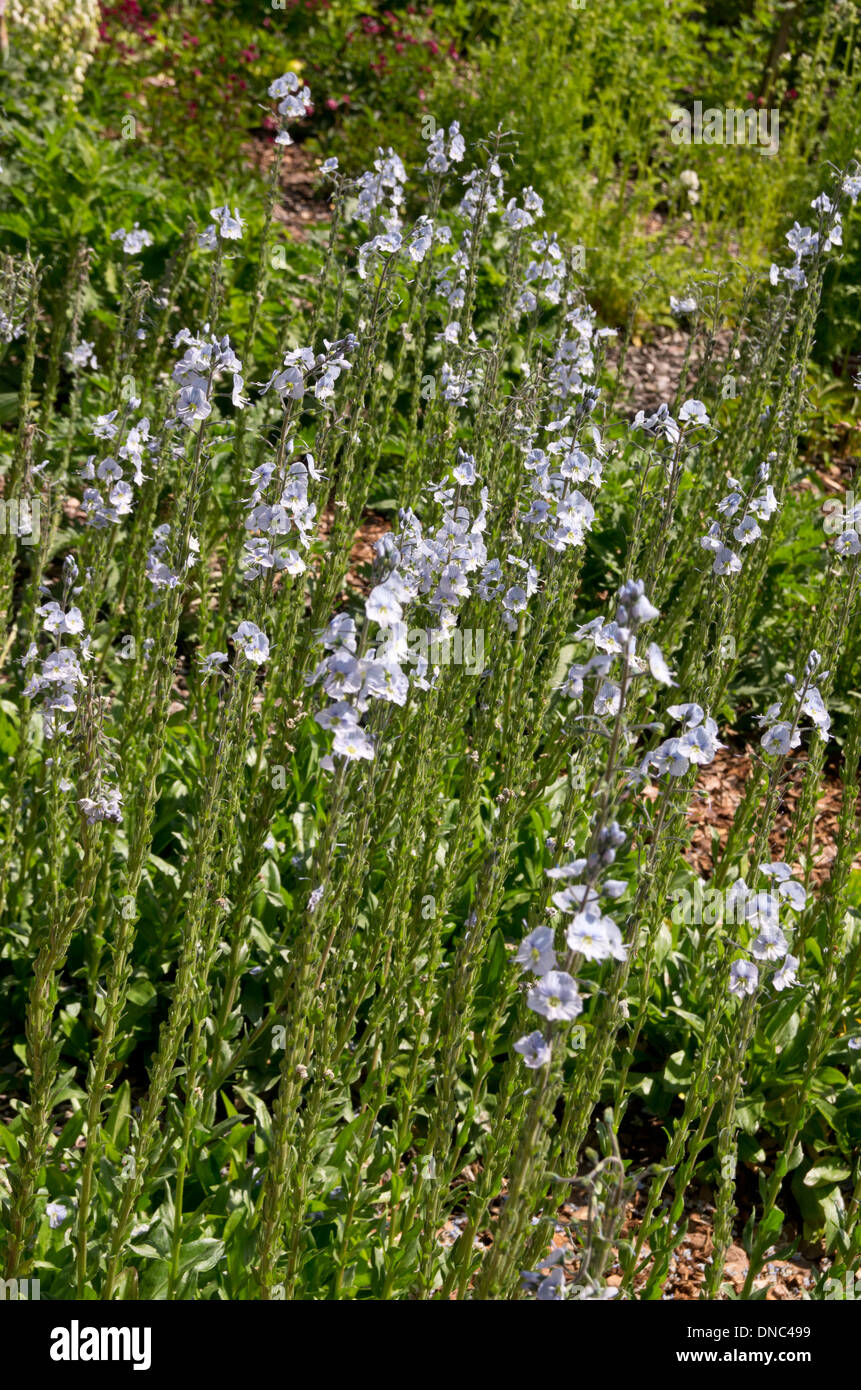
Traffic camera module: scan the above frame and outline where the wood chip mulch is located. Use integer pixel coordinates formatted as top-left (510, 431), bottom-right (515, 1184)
top-left (684, 744), bottom-right (861, 884)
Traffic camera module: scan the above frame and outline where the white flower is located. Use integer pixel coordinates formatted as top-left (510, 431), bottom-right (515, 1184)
top-left (268, 73), bottom-right (300, 100)
top-left (366, 583), bottom-right (403, 627)
top-left (503, 585), bottom-right (528, 613)
top-left (566, 911), bottom-right (626, 963)
top-left (515, 926), bottom-right (557, 976)
top-left (66, 340), bottom-right (98, 371)
top-left (729, 959), bottom-right (758, 997)
top-left (670, 294), bottom-right (697, 315)
top-left (528, 970), bottom-right (583, 1021)
top-left (231, 620), bottom-right (269, 665)
top-left (37, 602), bottom-right (84, 636)
top-left (332, 724), bottom-right (375, 761)
top-left (760, 720), bottom-right (800, 757)
top-left (733, 515), bottom-right (761, 546)
top-left (835, 530), bottom-right (861, 557)
top-left (315, 702), bottom-right (359, 733)
top-left (679, 398), bottom-right (709, 427)
top-left (772, 954), bottom-right (799, 991)
top-left (646, 642), bottom-right (675, 686)
top-left (750, 923), bottom-right (788, 962)
top-left (46, 1200), bottom-right (69, 1229)
top-left (514, 1031), bottom-right (552, 1069)
top-left (110, 224), bottom-right (153, 256)
top-left (200, 651), bottom-right (228, 674)
top-left (712, 544), bottom-right (742, 576)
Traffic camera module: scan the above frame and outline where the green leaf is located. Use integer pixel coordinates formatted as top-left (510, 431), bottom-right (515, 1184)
top-left (803, 1161), bottom-right (852, 1188)
top-left (104, 1081), bottom-right (131, 1152)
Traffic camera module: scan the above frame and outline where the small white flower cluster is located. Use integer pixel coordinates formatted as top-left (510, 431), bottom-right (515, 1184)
top-left (423, 121), bottom-right (466, 175)
top-left (354, 146), bottom-right (407, 224)
top-left (519, 416), bottom-right (602, 556)
top-left (832, 496), bottom-right (861, 558)
top-left (728, 862), bottom-right (806, 999)
top-left (79, 411), bottom-right (154, 528)
top-left (642, 703), bottom-right (724, 779)
top-left (699, 459), bottom-right (779, 576)
top-left (110, 224), bottom-right (153, 257)
top-left (198, 206), bottom-right (247, 252)
top-left (23, 557), bottom-right (92, 741)
top-left (0, 309), bottom-right (25, 344)
top-left (259, 336), bottom-right (356, 405)
top-left (231, 620), bottom-right (270, 666)
top-left (459, 157), bottom-right (505, 224)
top-left (172, 329), bottom-right (246, 426)
top-left (356, 226), bottom-right (403, 281)
top-left (310, 463), bottom-right (499, 761)
top-left (23, 644), bottom-right (87, 739)
top-left (670, 293), bottom-right (698, 316)
top-left (548, 306), bottom-right (615, 400)
top-left (353, 127), bottom-right (460, 280)
top-left (79, 786), bottom-right (124, 824)
top-left (65, 339), bottom-right (98, 372)
top-left (758, 650), bottom-right (831, 755)
top-left (145, 523), bottom-right (199, 594)
top-left (514, 821), bottom-right (629, 1071)
top-left (309, 610), bottom-right (407, 765)
top-left (268, 71), bottom-right (311, 147)
top-left (146, 523), bottom-right (177, 592)
top-left (515, 230), bottom-right (566, 314)
top-left (631, 398), bottom-right (710, 444)
top-left (242, 447), bottom-right (318, 582)
top-left (562, 580), bottom-right (675, 718)
top-left (503, 186), bottom-right (545, 233)
top-left (345, 149), bottom-right (410, 280)
top-left (768, 181), bottom-right (858, 290)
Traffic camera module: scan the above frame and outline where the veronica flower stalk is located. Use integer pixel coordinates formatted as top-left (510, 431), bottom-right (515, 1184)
top-left (0, 261), bottom-right (40, 639)
top-left (370, 126), bottom-right (460, 464)
top-left (286, 702), bottom-right (433, 1297)
top-left (139, 221), bottom-right (197, 393)
top-left (198, 445), bottom-right (332, 1077)
top-left (781, 540), bottom-right (861, 880)
top-left (35, 245), bottom-right (88, 442)
top-left (219, 72), bottom-right (311, 617)
top-left (704, 654), bottom-right (828, 1295)
top-left (251, 604), bottom-right (412, 1289)
top-left (74, 349), bottom-right (227, 1293)
top-left (512, 718), bottom-right (720, 1286)
top-left (371, 520), bottom-right (584, 1289)
top-left (165, 662), bottom-right (264, 1296)
top-left (440, 744), bottom-right (604, 1297)
top-left (100, 622), bottom-right (265, 1298)
top-left (200, 570), bottom-right (361, 1101)
top-left (475, 581), bottom-right (668, 1297)
top-left (0, 464), bottom-right (72, 921)
top-left (728, 175), bottom-right (852, 522)
top-left (253, 757), bottom-right (356, 1296)
top-left (623, 660), bottom-right (824, 1293)
top-left (258, 514), bottom-right (492, 1289)
top-left (640, 399), bottom-right (712, 596)
top-left (740, 714), bottom-right (861, 1295)
top-left (4, 666), bottom-right (106, 1278)
top-left (676, 458), bottom-right (781, 701)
